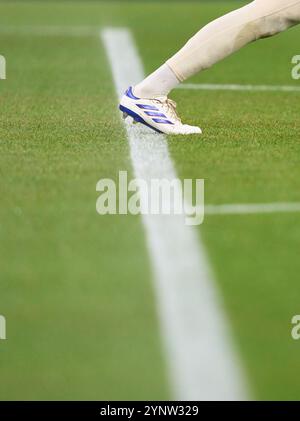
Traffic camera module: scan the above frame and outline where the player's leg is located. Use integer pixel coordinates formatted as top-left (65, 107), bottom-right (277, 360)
top-left (120, 0), bottom-right (300, 135)
top-left (134, 0), bottom-right (300, 98)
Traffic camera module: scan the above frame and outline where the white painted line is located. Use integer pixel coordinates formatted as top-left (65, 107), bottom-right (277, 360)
top-left (101, 27), bottom-right (249, 401)
top-left (205, 202), bottom-right (300, 215)
top-left (177, 83), bottom-right (300, 93)
top-left (0, 26), bottom-right (97, 37)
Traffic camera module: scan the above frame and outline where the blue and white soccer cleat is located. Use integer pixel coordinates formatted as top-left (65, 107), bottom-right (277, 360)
top-left (119, 87), bottom-right (202, 135)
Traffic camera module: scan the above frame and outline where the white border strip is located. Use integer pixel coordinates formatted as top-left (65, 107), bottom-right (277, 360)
top-left (177, 83), bottom-right (300, 93)
top-left (101, 27), bottom-right (249, 401)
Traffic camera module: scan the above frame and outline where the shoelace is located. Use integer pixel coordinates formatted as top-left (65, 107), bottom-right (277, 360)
top-left (154, 97), bottom-right (182, 123)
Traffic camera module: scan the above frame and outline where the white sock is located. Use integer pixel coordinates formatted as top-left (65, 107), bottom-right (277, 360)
top-left (133, 63), bottom-right (180, 99)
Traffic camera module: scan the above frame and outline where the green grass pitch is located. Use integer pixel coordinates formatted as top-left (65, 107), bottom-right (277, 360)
top-left (0, 0), bottom-right (300, 400)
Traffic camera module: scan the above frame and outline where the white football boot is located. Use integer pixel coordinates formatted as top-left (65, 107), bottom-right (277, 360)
top-left (119, 87), bottom-right (202, 135)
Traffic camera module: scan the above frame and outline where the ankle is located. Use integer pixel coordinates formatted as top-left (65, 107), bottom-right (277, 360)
top-left (133, 63), bottom-right (180, 99)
